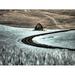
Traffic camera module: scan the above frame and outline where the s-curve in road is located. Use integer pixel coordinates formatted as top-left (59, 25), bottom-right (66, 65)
top-left (22, 29), bottom-right (75, 51)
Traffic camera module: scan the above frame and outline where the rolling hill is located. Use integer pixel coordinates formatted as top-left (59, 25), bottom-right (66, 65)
top-left (0, 10), bottom-right (75, 29)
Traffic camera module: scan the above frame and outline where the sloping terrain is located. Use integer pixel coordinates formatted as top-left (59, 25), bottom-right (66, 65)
top-left (0, 25), bottom-right (75, 65)
top-left (0, 10), bottom-right (75, 65)
top-left (0, 10), bottom-right (75, 29)
top-left (32, 30), bottom-right (75, 49)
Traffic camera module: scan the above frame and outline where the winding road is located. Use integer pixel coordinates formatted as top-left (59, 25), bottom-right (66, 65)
top-left (22, 29), bottom-right (75, 51)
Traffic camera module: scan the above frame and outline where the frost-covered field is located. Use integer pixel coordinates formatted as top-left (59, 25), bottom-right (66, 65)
top-left (0, 24), bottom-right (75, 65)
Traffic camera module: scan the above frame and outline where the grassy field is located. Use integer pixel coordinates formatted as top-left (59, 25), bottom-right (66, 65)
top-left (0, 10), bottom-right (75, 65)
top-left (0, 45), bottom-right (75, 65)
top-left (0, 25), bottom-right (75, 65)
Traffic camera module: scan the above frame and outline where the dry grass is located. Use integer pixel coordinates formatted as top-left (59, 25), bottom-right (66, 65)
top-left (0, 10), bottom-right (75, 29)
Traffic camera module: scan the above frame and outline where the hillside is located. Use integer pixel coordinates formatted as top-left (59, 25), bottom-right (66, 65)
top-left (0, 10), bottom-right (75, 29)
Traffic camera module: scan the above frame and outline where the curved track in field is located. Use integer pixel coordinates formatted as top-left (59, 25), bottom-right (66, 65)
top-left (22, 29), bottom-right (75, 51)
